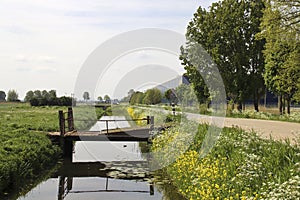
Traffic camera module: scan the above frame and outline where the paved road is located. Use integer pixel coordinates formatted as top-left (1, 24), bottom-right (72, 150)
top-left (186, 113), bottom-right (300, 142)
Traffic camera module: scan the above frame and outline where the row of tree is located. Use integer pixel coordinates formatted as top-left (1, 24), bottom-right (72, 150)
top-left (130, 88), bottom-right (162, 105)
top-left (181, 0), bottom-right (299, 114)
top-left (128, 84), bottom-right (198, 106)
top-left (24, 90), bottom-right (73, 106)
top-left (0, 90), bottom-right (19, 102)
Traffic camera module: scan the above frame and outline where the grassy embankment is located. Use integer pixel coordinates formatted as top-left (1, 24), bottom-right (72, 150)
top-left (0, 103), bottom-right (62, 197)
top-left (0, 103), bottom-right (111, 198)
top-left (128, 106), bottom-right (300, 199)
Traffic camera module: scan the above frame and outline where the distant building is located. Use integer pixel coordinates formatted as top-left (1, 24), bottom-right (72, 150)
top-left (155, 75), bottom-right (190, 93)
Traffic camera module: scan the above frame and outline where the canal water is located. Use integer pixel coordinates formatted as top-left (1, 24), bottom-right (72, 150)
top-left (17, 117), bottom-right (182, 200)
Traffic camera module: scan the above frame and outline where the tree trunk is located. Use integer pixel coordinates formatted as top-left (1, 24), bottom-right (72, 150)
top-left (237, 101), bottom-right (242, 112)
top-left (287, 95), bottom-right (291, 115)
top-left (253, 89), bottom-right (259, 112)
top-left (283, 97), bottom-right (286, 114)
top-left (279, 95), bottom-right (283, 115)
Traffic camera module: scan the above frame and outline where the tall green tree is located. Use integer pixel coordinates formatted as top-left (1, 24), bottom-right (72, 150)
top-left (7, 89), bottom-right (19, 102)
top-left (258, 0), bottom-right (300, 114)
top-left (129, 91), bottom-right (144, 105)
top-left (164, 89), bottom-right (178, 105)
top-left (143, 88), bottom-right (162, 105)
top-left (181, 0), bottom-right (266, 111)
top-left (0, 91), bottom-right (6, 101)
top-left (24, 90), bottom-right (34, 102)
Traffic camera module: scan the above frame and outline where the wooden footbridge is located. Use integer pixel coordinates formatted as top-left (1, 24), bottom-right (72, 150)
top-left (47, 107), bottom-right (154, 160)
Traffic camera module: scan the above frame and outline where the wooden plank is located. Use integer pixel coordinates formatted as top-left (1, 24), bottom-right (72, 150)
top-left (48, 127), bottom-right (150, 142)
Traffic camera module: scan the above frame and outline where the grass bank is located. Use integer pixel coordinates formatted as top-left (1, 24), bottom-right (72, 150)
top-left (152, 124), bottom-right (300, 199)
top-left (0, 103), bottom-right (62, 197)
top-left (127, 106), bottom-right (300, 199)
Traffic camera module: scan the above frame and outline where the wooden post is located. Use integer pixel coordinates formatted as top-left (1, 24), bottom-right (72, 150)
top-left (58, 176), bottom-right (65, 200)
top-left (67, 177), bottom-right (73, 191)
top-left (148, 116), bottom-right (154, 144)
top-left (63, 140), bottom-right (73, 161)
top-left (59, 110), bottom-right (65, 136)
top-left (67, 107), bottom-right (74, 131)
top-left (150, 183), bottom-right (154, 195)
top-left (146, 116), bottom-right (150, 125)
top-left (150, 116), bottom-right (154, 131)
top-left (106, 120), bottom-right (109, 134)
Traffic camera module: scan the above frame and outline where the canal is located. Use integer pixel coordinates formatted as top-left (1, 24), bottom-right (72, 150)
top-left (16, 117), bottom-right (184, 200)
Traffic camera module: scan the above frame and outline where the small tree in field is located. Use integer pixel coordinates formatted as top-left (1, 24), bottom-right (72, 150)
top-left (97, 96), bottom-right (103, 102)
top-left (104, 95), bottom-right (111, 103)
top-left (7, 90), bottom-right (19, 102)
top-left (83, 92), bottom-right (90, 101)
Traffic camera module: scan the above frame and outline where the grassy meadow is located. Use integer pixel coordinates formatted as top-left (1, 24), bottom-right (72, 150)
top-left (0, 103), bottom-right (62, 197)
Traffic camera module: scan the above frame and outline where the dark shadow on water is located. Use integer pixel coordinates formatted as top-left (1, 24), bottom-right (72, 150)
top-left (15, 142), bottom-right (185, 200)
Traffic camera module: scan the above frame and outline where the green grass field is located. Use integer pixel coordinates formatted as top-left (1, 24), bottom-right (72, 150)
top-left (0, 103), bottom-right (62, 197)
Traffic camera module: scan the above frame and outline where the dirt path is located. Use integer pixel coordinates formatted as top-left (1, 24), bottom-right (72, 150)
top-left (223, 118), bottom-right (300, 142)
top-left (186, 113), bottom-right (300, 142)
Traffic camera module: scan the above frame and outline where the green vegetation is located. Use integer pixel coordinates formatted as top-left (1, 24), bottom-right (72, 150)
top-left (7, 90), bottom-right (19, 102)
top-left (127, 106), bottom-right (300, 199)
top-left (73, 105), bottom-right (112, 130)
top-left (25, 90), bottom-right (73, 107)
top-left (130, 88), bottom-right (162, 105)
top-left (152, 123), bottom-right (300, 199)
top-left (258, 0), bottom-right (300, 114)
top-left (0, 103), bottom-right (61, 197)
top-left (227, 109), bottom-right (300, 123)
top-left (180, 0), bottom-right (300, 114)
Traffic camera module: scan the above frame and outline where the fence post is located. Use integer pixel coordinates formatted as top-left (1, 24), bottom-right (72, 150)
top-left (148, 116), bottom-right (154, 144)
top-left (67, 107), bottom-right (74, 131)
top-left (150, 116), bottom-right (154, 131)
top-left (106, 120), bottom-right (109, 134)
top-left (59, 110), bottom-right (65, 136)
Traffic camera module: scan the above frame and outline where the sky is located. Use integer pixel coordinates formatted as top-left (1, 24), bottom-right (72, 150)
top-left (0, 0), bottom-right (217, 100)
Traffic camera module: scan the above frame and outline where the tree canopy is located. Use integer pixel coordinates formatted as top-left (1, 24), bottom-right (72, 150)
top-left (258, 0), bottom-right (300, 114)
top-left (181, 0), bottom-right (266, 111)
top-left (7, 90), bottom-right (19, 102)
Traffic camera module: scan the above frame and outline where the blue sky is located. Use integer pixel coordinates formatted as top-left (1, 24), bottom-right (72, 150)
top-left (0, 0), bottom-right (217, 100)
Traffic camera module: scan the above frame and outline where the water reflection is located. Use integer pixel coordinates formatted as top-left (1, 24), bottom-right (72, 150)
top-left (18, 142), bottom-right (163, 200)
top-left (55, 159), bottom-right (155, 200)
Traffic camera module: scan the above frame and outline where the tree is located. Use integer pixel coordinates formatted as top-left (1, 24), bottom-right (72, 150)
top-left (164, 89), bottom-right (178, 105)
top-left (83, 92), bottom-right (90, 101)
top-left (7, 89), bottom-right (19, 102)
top-left (104, 95), bottom-right (111, 103)
top-left (143, 88), bottom-right (162, 105)
top-left (0, 91), bottom-right (6, 101)
top-left (24, 90), bottom-right (34, 102)
top-left (97, 96), bottom-right (103, 102)
top-left (130, 91), bottom-right (144, 105)
top-left (271, 0), bottom-right (300, 32)
top-left (33, 90), bottom-right (42, 99)
top-left (175, 84), bottom-right (198, 106)
top-left (258, 0), bottom-right (300, 114)
top-left (181, 0), bottom-right (266, 112)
